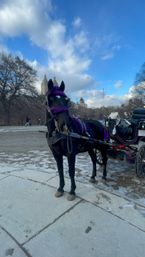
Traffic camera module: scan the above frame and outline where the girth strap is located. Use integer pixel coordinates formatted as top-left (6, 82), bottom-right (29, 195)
top-left (74, 117), bottom-right (89, 136)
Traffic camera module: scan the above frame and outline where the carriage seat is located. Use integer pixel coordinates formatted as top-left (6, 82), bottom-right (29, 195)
top-left (115, 119), bottom-right (135, 140)
top-left (107, 108), bottom-right (145, 143)
top-left (107, 118), bottom-right (131, 138)
top-left (131, 108), bottom-right (145, 129)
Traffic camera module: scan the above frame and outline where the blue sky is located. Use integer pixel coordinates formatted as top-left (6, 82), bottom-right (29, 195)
top-left (0, 0), bottom-right (145, 107)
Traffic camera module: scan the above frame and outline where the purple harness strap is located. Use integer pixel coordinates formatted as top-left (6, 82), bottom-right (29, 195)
top-left (104, 127), bottom-right (110, 141)
top-left (46, 106), bottom-right (68, 115)
top-left (73, 117), bottom-right (88, 135)
top-left (50, 106), bottom-right (68, 115)
top-left (51, 90), bottom-right (66, 97)
top-left (74, 117), bottom-right (110, 140)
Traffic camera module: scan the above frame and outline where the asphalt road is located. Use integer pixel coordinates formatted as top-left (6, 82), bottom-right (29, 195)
top-left (0, 126), bottom-right (145, 205)
top-left (0, 126), bottom-right (48, 153)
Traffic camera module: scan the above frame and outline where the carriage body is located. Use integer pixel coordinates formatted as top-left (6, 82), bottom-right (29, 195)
top-left (105, 108), bottom-right (145, 178)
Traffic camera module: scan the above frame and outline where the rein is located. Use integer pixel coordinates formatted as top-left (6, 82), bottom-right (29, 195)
top-left (60, 131), bottom-right (112, 147)
top-left (66, 133), bottom-right (73, 154)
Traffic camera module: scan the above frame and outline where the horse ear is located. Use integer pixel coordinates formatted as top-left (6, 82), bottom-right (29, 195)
top-left (48, 79), bottom-right (54, 91)
top-left (60, 81), bottom-right (65, 91)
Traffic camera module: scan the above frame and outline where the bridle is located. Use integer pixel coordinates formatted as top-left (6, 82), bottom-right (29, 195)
top-left (46, 90), bottom-right (74, 152)
top-left (46, 89), bottom-right (70, 129)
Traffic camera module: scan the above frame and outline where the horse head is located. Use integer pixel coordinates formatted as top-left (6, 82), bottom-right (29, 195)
top-left (46, 79), bottom-right (71, 132)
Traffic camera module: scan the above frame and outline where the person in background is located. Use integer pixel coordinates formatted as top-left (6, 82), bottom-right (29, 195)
top-left (25, 116), bottom-right (31, 126)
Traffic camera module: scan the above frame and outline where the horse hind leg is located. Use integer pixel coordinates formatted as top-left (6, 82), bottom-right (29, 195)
top-left (101, 148), bottom-right (108, 180)
top-left (88, 149), bottom-right (97, 183)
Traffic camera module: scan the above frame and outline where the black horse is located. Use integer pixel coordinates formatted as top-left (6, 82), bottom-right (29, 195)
top-left (46, 79), bottom-right (109, 200)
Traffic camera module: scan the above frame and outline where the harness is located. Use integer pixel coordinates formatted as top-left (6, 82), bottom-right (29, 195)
top-left (74, 117), bottom-right (89, 136)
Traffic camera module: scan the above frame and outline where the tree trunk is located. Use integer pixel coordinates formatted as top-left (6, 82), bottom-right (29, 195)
top-left (6, 109), bottom-right (11, 125)
top-left (3, 103), bottom-right (11, 125)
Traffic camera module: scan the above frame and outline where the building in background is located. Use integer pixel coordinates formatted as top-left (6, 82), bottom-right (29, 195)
top-left (53, 77), bottom-right (58, 86)
top-left (41, 74), bottom-right (48, 95)
top-left (79, 97), bottom-right (87, 108)
top-left (41, 76), bottom-right (59, 95)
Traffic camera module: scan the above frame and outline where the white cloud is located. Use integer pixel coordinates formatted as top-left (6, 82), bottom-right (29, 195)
top-left (75, 89), bottom-right (128, 108)
top-left (95, 34), bottom-right (121, 61)
top-left (73, 31), bottom-right (90, 52)
top-left (114, 80), bottom-right (123, 89)
top-left (101, 52), bottom-right (114, 60)
top-left (0, 0), bottom-right (92, 93)
top-left (83, 86), bottom-right (138, 108)
top-left (0, 43), bottom-right (9, 54)
top-left (73, 17), bottom-right (82, 28)
top-left (0, 0), bottom-right (51, 36)
top-left (0, 0), bottom-right (127, 108)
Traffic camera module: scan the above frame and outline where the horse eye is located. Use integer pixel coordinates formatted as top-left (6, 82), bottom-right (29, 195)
top-left (49, 96), bottom-right (53, 102)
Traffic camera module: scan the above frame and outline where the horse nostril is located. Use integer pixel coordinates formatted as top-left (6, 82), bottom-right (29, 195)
top-left (58, 122), bottom-right (66, 132)
top-left (60, 124), bottom-right (65, 131)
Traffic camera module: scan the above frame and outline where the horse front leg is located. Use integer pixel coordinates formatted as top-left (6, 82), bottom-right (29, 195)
top-left (67, 153), bottom-right (76, 201)
top-left (53, 153), bottom-right (65, 197)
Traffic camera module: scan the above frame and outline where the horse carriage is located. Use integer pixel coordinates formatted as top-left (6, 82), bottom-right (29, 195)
top-left (45, 79), bottom-right (145, 200)
top-left (104, 108), bottom-right (145, 178)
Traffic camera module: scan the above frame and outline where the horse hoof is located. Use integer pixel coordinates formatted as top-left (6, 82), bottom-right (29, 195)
top-left (89, 177), bottom-right (96, 183)
top-left (67, 194), bottom-right (76, 201)
top-left (55, 190), bottom-right (63, 198)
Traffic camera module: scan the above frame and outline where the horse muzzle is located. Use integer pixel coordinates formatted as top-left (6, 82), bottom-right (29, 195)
top-left (54, 119), bottom-right (69, 133)
top-left (54, 111), bottom-right (70, 133)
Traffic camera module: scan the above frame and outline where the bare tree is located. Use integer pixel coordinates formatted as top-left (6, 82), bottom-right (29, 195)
top-left (132, 62), bottom-right (145, 103)
top-left (135, 62), bottom-right (145, 84)
top-left (0, 53), bottom-right (37, 124)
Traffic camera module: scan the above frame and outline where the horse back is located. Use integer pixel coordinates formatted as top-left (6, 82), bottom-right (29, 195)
top-left (85, 119), bottom-right (105, 140)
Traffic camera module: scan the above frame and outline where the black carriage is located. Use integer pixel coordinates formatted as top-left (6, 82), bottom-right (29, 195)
top-left (104, 108), bottom-right (145, 178)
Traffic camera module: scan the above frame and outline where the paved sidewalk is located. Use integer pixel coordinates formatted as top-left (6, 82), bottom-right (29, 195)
top-left (0, 169), bottom-right (145, 257)
top-left (0, 126), bottom-right (145, 257)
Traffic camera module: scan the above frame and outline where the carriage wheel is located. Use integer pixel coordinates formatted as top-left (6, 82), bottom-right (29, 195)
top-left (96, 149), bottom-right (103, 165)
top-left (136, 145), bottom-right (145, 178)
